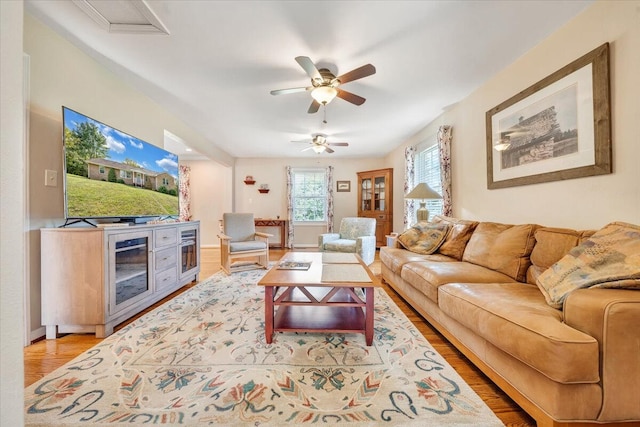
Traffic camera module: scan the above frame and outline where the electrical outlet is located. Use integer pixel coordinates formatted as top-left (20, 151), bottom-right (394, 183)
top-left (45, 169), bottom-right (58, 187)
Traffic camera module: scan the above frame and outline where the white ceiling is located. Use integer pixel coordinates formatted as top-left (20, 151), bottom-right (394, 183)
top-left (25, 0), bottom-right (592, 160)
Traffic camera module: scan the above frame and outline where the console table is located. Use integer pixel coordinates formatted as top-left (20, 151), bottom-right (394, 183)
top-left (41, 221), bottom-right (200, 338)
top-left (254, 218), bottom-right (288, 248)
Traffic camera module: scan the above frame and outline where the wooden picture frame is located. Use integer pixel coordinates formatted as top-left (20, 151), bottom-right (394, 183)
top-left (486, 43), bottom-right (611, 189)
top-left (336, 180), bottom-right (351, 192)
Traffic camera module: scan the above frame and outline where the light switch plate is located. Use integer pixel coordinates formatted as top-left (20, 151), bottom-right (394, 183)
top-left (45, 169), bottom-right (58, 187)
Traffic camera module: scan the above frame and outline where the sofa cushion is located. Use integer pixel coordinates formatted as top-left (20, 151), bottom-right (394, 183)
top-left (379, 246), bottom-right (455, 275)
top-left (397, 222), bottom-right (450, 255)
top-left (400, 261), bottom-right (517, 304)
top-left (323, 239), bottom-right (357, 253)
top-left (526, 227), bottom-right (595, 285)
top-left (537, 221), bottom-right (640, 309)
top-left (431, 215), bottom-right (479, 260)
top-left (438, 282), bottom-right (600, 384)
top-left (462, 222), bottom-right (537, 282)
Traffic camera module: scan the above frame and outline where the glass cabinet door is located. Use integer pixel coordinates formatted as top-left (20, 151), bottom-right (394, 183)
top-left (374, 176), bottom-right (386, 211)
top-left (361, 178), bottom-right (372, 211)
top-left (108, 230), bottom-right (153, 316)
top-left (180, 227), bottom-right (198, 277)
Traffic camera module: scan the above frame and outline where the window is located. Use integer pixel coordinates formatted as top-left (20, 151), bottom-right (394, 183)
top-left (120, 170), bottom-right (126, 179)
top-left (162, 177), bottom-right (169, 186)
top-left (415, 139), bottom-right (443, 220)
top-left (99, 166), bottom-right (105, 174)
top-left (291, 168), bottom-right (327, 222)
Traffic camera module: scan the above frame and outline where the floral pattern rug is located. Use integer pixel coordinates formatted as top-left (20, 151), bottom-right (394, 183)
top-left (25, 268), bottom-right (503, 426)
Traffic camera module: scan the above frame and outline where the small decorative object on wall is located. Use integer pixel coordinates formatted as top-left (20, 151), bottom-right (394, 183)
top-left (336, 180), bottom-right (351, 192)
top-left (244, 175), bottom-right (255, 185)
top-left (258, 184), bottom-right (270, 194)
top-left (486, 43), bottom-right (611, 189)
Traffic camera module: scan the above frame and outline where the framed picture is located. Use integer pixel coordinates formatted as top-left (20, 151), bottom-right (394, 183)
top-left (486, 43), bottom-right (611, 189)
top-left (336, 180), bottom-right (351, 192)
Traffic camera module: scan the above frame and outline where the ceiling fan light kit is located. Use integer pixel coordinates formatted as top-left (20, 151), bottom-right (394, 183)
top-left (311, 86), bottom-right (338, 105)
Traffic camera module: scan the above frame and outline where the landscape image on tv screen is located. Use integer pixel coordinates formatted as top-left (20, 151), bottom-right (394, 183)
top-left (63, 106), bottom-right (179, 219)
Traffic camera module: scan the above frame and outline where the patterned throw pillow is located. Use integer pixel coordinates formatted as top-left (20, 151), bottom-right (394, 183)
top-left (397, 222), bottom-right (451, 255)
top-left (431, 215), bottom-right (479, 260)
top-left (536, 221), bottom-right (640, 309)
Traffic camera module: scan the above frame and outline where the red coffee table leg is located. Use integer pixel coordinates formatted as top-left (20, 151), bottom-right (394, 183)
top-left (365, 287), bottom-right (374, 346)
top-left (265, 286), bottom-right (274, 344)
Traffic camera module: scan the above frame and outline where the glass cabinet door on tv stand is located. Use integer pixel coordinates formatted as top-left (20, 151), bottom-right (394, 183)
top-left (180, 225), bottom-right (199, 282)
top-left (108, 230), bottom-right (153, 316)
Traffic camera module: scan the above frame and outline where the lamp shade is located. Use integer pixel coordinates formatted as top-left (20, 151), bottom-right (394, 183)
top-left (311, 86), bottom-right (338, 105)
top-left (405, 183), bottom-right (442, 200)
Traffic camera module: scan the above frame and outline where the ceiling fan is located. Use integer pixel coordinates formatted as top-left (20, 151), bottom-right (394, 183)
top-left (294, 134), bottom-right (349, 154)
top-left (271, 56), bottom-right (376, 113)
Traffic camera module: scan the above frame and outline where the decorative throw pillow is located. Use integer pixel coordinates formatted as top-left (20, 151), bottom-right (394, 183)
top-left (536, 221), bottom-right (640, 309)
top-left (397, 222), bottom-right (450, 255)
top-left (431, 215), bottom-right (479, 260)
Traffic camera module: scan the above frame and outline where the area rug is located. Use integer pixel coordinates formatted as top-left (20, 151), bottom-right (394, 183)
top-left (25, 268), bottom-right (504, 426)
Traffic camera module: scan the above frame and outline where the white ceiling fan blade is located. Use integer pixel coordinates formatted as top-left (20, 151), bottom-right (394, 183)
top-left (295, 56), bottom-right (322, 82)
top-left (327, 142), bottom-right (349, 146)
top-left (270, 86), bottom-right (312, 96)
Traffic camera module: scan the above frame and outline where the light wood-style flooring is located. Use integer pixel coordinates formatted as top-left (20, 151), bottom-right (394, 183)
top-left (24, 248), bottom-right (535, 426)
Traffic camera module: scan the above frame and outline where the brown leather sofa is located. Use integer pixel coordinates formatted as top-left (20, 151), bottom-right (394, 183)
top-left (380, 216), bottom-right (640, 427)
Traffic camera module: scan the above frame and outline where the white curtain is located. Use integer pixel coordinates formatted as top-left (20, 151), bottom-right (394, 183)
top-left (179, 164), bottom-right (191, 221)
top-left (326, 166), bottom-right (334, 232)
top-left (285, 166), bottom-right (294, 248)
top-left (403, 146), bottom-right (416, 229)
top-left (437, 125), bottom-right (453, 216)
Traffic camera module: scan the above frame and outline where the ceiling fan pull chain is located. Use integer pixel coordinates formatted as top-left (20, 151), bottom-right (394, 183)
top-left (322, 104), bottom-right (328, 124)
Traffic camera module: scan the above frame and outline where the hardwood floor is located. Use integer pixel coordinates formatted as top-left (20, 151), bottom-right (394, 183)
top-left (24, 247), bottom-right (535, 426)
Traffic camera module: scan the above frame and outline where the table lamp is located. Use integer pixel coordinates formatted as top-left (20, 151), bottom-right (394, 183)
top-left (405, 182), bottom-right (442, 222)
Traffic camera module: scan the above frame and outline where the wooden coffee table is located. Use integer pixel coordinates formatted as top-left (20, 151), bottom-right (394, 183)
top-left (257, 252), bottom-right (379, 346)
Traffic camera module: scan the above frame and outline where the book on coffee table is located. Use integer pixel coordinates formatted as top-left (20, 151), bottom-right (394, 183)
top-left (277, 261), bottom-right (312, 270)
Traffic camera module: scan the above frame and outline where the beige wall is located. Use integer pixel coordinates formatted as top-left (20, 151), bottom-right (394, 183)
top-left (23, 14), bottom-right (234, 338)
top-left (388, 0), bottom-right (640, 232)
top-left (181, 159), bottom-right (233, 247)
top-left (1, 1), bottom-right (25, 424)
top-left (234, 157), bottom-right (386, 246)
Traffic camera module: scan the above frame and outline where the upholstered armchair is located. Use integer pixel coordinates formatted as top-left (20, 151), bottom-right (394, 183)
top-left (318, 217), bottom-right (377, 265)
top-left (218, 213), bottom-right (271, 274)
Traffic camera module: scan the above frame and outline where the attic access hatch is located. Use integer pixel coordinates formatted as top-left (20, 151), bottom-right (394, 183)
top-left (72, 0), bottom-right (170, 35)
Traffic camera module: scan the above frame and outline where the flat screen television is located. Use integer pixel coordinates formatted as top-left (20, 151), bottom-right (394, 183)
top-left (62, 106), bottom-right (179, 224)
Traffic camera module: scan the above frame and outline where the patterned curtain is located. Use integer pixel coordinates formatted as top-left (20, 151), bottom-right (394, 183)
top-left (285, 166), bottom-right (295, 248)
top-left (403, 146), bottom-right (416, 229)
top-left (326, 166), bottom-right (334, 232)
top-left (178, 164), bottom-right (191, 221)
top-left (437, 125), bottom-right (453, 217)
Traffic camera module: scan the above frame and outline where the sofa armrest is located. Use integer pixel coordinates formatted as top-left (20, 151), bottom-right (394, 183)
top-left (564, 288), bottom-right (640, 420)
top-left (318, 233), bottom-right (340, 248)
top-left (355, 235), bottom-right (377, 265)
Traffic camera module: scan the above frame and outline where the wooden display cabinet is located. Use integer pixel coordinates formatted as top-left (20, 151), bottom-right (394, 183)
top-left (357, 168), bottom-right (393, 247)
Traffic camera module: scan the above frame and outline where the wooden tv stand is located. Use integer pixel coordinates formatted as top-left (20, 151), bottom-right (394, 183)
top-left (41, 221), bottom-right (200, 339)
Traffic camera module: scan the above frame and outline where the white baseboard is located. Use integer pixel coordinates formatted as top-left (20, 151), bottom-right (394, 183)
top-left (30, 326), bottom-right (45, 344)
top-left (293, 244), bottom-right (318, 248)
top-left (201, 244), bottom-right (219, 248)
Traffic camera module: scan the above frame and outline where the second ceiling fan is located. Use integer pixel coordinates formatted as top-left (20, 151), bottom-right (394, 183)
top-left (271, 56), bottom-right (376, 113)
top-left (294, 134), bottom-right (349, 154)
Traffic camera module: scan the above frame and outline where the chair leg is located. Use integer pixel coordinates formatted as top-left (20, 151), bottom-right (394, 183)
top-left (220, 243), bottom-right (231, 275)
